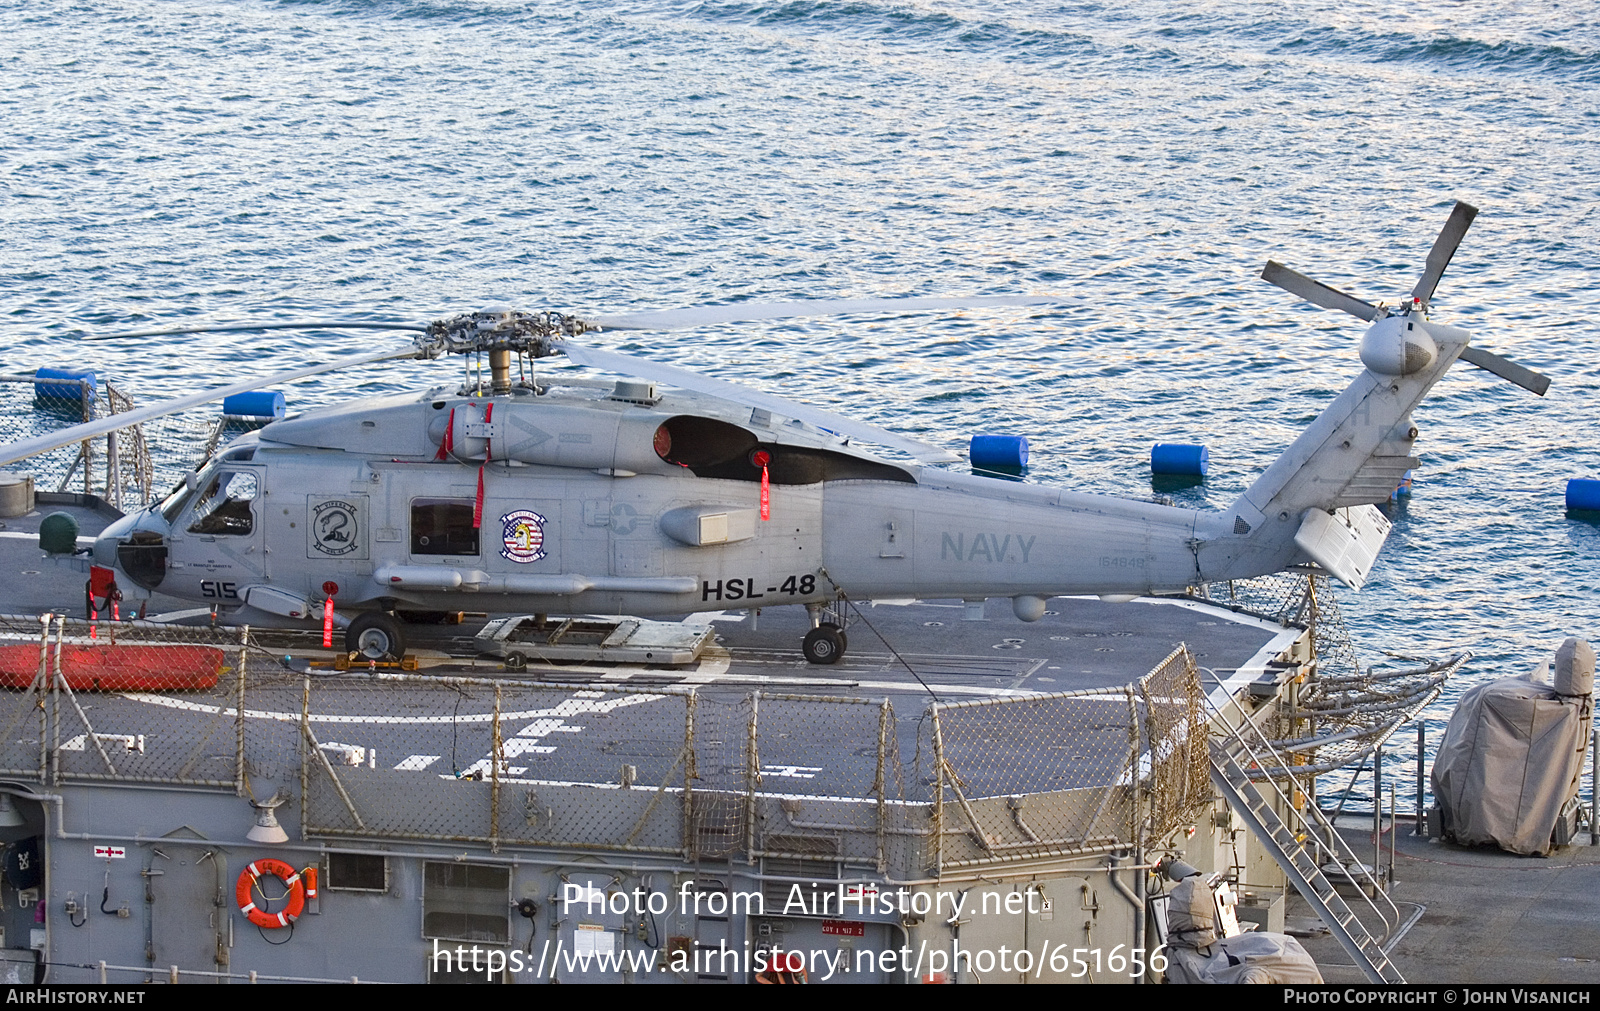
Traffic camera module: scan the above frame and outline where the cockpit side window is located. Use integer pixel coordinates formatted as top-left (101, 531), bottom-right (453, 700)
top-left (411, 499), bottom-right (480, 556)
top-left (187, 470), bottom-right (259, 536)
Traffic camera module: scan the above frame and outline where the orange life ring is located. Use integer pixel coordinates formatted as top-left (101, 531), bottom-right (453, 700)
top-left (236, 859), bottom-right (306, 928)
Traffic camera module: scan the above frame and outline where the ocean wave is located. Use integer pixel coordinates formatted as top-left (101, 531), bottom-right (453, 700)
top-left (1272, 28), bottom-right (1600, 84)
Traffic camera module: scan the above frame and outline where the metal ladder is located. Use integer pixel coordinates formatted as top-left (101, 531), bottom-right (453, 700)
top-left (1207, 698), bottom-right (1405, 984)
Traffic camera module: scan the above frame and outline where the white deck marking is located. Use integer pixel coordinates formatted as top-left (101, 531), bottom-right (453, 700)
top-left (121, 690), bottom-right (664, 724)
top-left (62, 733), bottom-right (144, 753)
top-left (516, 719), bottom-right (583, 738)
top-left (762, 764), bottom-right (820, 779)
top-left (394, 754), bottom-right (439, 771)
top-left (318, 742), bottom-right (368, 766)
top-left (0, 532), bottom-right (95, 544)
top-left (503, 739), bottom-right (556, 757)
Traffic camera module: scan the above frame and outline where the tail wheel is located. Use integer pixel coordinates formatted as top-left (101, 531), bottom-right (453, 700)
top-left (504, 651), bottom-right (527, 670)
top-left (347, 612), bottom-right (405, 661)
top-left (802, 625), bottom-right (845, 665)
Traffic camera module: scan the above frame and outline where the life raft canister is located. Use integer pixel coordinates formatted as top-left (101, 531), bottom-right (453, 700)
top-left (236, 858), bottom-right (306, 929)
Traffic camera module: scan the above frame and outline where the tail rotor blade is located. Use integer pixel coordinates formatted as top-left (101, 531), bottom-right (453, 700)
top-left (1411, 201), bottom-right (1479, 310)
top-left (1457, 344), bottom-right (1550, 396)
top-left (1260, 261), bottom-right (1386, 322)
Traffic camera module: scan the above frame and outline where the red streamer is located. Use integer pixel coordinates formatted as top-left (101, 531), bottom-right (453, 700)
top-left (435, 408), bottom-right (456, 461)
top-left (322, 597), bottom-right (334, 649)
top-left (750, 450), bottom-right (773, 521)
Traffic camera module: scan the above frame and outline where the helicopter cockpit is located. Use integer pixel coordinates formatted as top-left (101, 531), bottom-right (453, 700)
top-left (98, 439), bottom-right (267, 594)
top-left (184, 469), bottom-right (259, 536)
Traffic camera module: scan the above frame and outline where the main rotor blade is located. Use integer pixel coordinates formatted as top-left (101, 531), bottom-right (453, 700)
top-left (1411, 201), bottom-right (1479, 310)
top-left (1457, 344), bottom-right (1550, 396)
top-left (0, 343), bottom-right (421, 468)
top-left (1260, 261), bottom-right (1386, 322)
top-left (582, 294), bottom-right (1074, 332)
top-left (89, 320), bottom-right (430, 340)
top-left (555, 340), bottom-right (960, 464)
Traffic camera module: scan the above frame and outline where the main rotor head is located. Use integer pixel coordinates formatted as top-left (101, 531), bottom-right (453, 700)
top-left (416, 306), bottom-right (597, 360)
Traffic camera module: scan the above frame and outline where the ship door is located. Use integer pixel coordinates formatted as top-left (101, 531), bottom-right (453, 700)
top-left (143, 843), bottom-right (230, 983)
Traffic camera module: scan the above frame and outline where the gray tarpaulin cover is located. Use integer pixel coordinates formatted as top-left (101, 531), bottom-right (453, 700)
top-left (1431, 638), bottom-right (1595, 856)
top-left (1163, 877), bottom-right (1323, 984)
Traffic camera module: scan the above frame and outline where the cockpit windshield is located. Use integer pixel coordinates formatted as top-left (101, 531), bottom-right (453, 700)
top-left (158, 480), bottom-right (192, 524)
top-left (187, 469), bottom-right (259, 536)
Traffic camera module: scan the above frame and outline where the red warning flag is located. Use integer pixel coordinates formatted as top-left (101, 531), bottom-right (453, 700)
top-left (753, 450), bottom-right (771, 521)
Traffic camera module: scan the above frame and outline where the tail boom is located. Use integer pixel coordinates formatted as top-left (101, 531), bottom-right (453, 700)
top-left (1203, 320), bottom-right (1470, 586)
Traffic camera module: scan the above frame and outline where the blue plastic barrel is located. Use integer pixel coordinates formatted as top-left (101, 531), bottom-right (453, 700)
top-left (1392, 470), bottom-right (1414, 499)
top-left (33, 367), bottom-right (96, 405)
top-left (970, 434), bottom-right (1029, 470)
top-left (1152, 443), bottom-right (1208, 477)
top-left (1566, 479), bottom-right (1600, 512)
top-left (222, 391), bottom-right (287, 419)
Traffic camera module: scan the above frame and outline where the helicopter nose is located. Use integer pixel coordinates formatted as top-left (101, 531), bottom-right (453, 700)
top-left (96, 510), bottom-right (171, 591)
top-left (93, 513), bottom-right (136, 568)
top-left (92, 530), bottom-right (118, 568)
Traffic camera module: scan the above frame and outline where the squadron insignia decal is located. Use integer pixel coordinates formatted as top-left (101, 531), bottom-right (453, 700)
top-left (310, 499), bottom-right (363, 557)
top-left (500, 509), bottom-right (549, 563)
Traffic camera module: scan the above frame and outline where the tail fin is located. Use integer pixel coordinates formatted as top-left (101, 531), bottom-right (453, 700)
top-left (1219, 200), bottom-right (1552, 589)
top-left (1219, 318), bottom-right (1471, 587)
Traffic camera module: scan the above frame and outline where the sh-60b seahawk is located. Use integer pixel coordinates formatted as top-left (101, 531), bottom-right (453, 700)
top-left (0, 202), bottom-right (1548, 664)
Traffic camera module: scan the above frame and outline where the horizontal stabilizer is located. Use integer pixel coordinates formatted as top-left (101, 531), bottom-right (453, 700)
top-left (1335, 453), bottom-right (1421, 508)
top-left (1293, 506), bottom-right (1393, 590)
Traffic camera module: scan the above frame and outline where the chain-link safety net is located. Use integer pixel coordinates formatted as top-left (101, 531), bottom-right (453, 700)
top-left (0, 614), bottom-right (1226, 876)
top-left (0, 375), bottom-right (163, 510)
top-left (1139, 646), bottom-right (1212, 838)
top-left (0, 613), bottom-right (246, 787)
top-left (1183, 572), bottom-right (1461, 777)
top-left (687, 691), bottom-right (749, 862)
top-left (927, 646), bottom-right (1210, 873)
top-left (743, 693), bottom-right (908, 876)
top-left (1185, 570), bottom-right (1360, 683)
top-left (297, 676), bottom-right (694, 854)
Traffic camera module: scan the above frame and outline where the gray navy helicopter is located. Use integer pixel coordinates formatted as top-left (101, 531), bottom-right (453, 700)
top-left (0, 201), bottom-right (1549, 664)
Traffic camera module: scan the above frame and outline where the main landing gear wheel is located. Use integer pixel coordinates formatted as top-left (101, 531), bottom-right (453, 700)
top-left (802, 624), bottom-right (846, 665)
top-left (819, 621), bottom-right (847, 653)
top-left (347, 612), bottom-right (405, 661)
